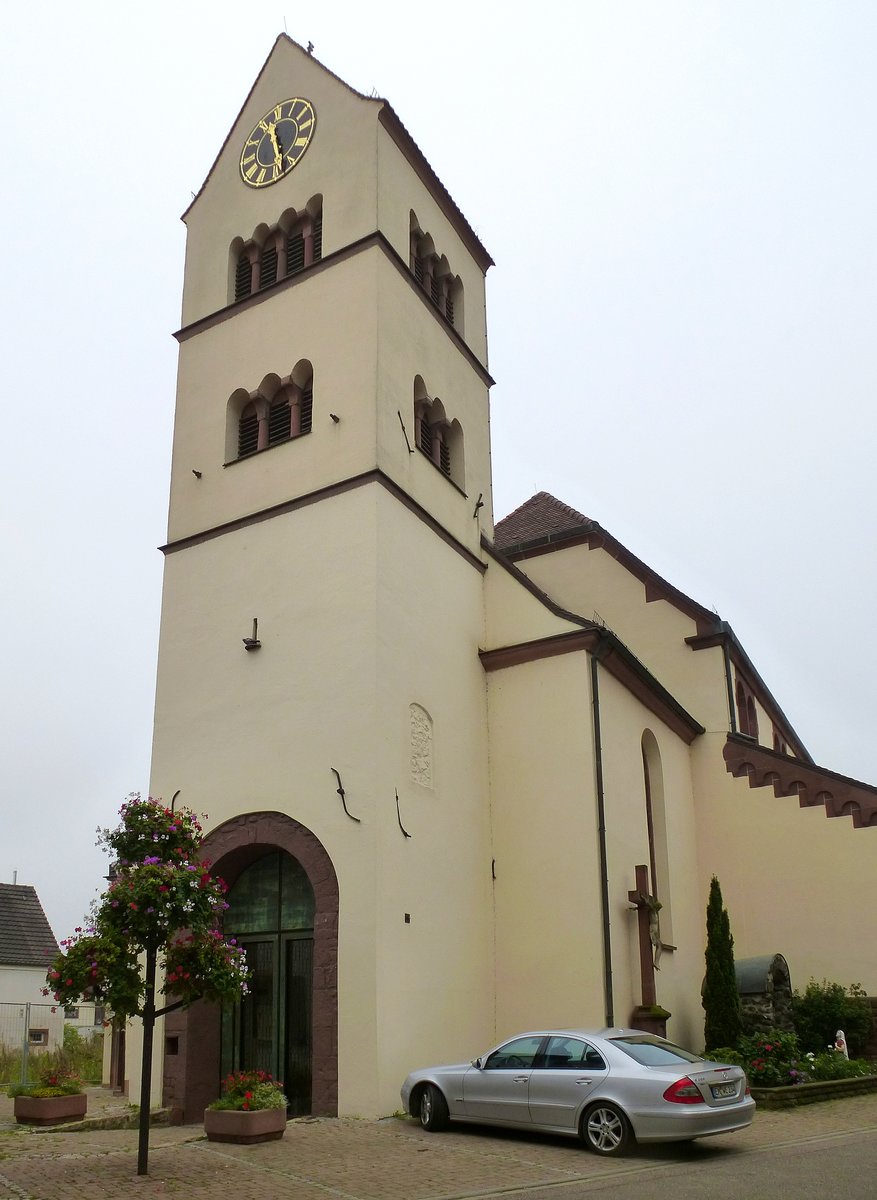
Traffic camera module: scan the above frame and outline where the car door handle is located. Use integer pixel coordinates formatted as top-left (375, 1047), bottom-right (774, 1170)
top-left (513, 1075), bottom-right (528, 1083)
top-left (575, 1079), bottom-right (593, 1086)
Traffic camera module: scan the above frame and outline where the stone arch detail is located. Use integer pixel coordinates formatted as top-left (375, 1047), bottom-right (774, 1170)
top-left (163, 811), bottom-right (338, 1122)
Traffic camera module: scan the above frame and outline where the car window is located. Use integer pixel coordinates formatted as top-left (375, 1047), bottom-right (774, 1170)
top-left (539, 1036), bottom-right (606, 1071)
top-left (609, 1035), bottom-right (702, 1066)
top-left (483, 1035), bottom-right (544, 1070)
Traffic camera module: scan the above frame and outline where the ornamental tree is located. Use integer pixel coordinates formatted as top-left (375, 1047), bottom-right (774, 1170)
top-left (702, 875), bottom-right (742, 1052)
top-left (45, 795), bottom-right (248, 1175)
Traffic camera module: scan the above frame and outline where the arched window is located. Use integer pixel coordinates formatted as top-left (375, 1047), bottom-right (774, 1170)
top-left (413, 378), bottom-right (464, 487)
top-left (230, 199), bottom-right (323, 304)
top-left (409, 213), bottom-right (463, 334)
top-left (230, 362), bottom-right (314, 461)
top-left (735, 676), bottom-right (759, 740)
top-left (642, 730), bottom-right (673, 946)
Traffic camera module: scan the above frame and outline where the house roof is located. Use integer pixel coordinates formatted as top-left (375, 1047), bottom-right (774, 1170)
top-left (0, 884), bottom-right (58, 968)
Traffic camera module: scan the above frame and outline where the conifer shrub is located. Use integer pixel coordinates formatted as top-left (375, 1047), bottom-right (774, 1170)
top-left (702, 876), bottom-right (742, 1052)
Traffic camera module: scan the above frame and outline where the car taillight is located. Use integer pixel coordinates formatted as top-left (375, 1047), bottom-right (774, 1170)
top-left (663, 1077), bottom-right (704, 1104)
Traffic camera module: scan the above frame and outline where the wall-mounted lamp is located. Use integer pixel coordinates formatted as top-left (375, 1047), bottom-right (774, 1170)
top-left (243, 618), bottom-right (261, 651)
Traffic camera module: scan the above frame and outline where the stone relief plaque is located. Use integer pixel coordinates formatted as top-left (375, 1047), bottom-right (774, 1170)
top-left (409, 703), bottom-right (433, 788)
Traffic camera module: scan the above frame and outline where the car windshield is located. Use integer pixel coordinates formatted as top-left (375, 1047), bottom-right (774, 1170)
top-left (609, 1035), bottom-right (703, 1066)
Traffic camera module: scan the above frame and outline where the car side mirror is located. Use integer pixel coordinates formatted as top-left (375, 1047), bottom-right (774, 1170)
top-left (471, 1057), bottom-right (483, 1069)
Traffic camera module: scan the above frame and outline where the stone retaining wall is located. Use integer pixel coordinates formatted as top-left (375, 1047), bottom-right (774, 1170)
top-left (751, 1074), bottom-right (877, 1109)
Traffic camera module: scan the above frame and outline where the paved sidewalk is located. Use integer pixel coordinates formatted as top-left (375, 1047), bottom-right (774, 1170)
top-left (0, 1088), bottom-right (876, 1200)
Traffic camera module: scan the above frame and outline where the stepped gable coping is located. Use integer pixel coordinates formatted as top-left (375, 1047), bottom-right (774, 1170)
top-left (723, 733), bottom-right (877, 829)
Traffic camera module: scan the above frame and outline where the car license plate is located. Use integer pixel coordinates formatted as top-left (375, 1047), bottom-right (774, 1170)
top-left (711, 1082), bottom-right (736, 1099)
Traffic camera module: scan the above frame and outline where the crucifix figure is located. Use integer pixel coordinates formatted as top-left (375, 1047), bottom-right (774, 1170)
top-left (628, 864), bottom-right (662, 1007)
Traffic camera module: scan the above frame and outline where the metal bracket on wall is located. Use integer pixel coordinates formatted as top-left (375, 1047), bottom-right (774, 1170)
top-left (395, 788), bottom-right (412, 838)
top-left (397, 410), bottom-right (413, 454)
top-left (331, 767), bottom-right (360, 822)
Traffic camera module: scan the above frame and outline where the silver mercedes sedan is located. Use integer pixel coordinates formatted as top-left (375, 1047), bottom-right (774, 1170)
top-left (401, 1028), bottom-right (755, 1156)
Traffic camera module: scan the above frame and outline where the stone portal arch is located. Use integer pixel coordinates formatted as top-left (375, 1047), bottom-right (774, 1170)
top-left (162, 811), bottom-right (338, 1122)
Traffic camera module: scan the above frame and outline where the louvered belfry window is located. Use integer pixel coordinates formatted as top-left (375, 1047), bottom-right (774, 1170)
top-left (439, 438), bottom-right (451, 476)
top-left (430, 275), bottom-right (441, 308)
top-left (419, 417), bottom-right (433, 457)
top-left (286, 230), bottom-right (305, 276)
top-left (268, 397), bottom-right (291, 445)
top-left (445, 294), bottom-right (454, 326)
top-left (300, 386), bottom-right (313, 434)
top-left (312, 214), bottom-right (322, 262)
top-left (260, 246), bottom-right (278, 290)
top-left (235, 253), bottom-right (253, 302)
top-left (413, 255), bottom-right (424, 286)
top-left (238, 405), bottom-right (259, 457)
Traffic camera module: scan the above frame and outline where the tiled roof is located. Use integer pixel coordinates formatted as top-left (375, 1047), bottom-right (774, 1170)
top-left (0, 884), bottom-right (58, 967)
top-left (493, 492), bottom-right (593, 551)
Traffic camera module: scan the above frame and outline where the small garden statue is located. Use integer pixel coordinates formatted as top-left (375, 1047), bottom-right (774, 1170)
top-left (834, 1030), bottom-right (849, 1059)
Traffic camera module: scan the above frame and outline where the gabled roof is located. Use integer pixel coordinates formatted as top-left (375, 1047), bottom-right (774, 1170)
top-left (0, 884), bottom-right (57, 967)
top-left (182, 35), bottom-right (493, 271)
top-left (494, 492), bottom-right (593, 550)
top-left (492, 492), bottom-right (810, 760)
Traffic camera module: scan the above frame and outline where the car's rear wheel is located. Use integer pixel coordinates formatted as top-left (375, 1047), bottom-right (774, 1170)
top-left (582, 1102), bottom-right (631, 1156)
top-left (418, 1084), bottom-right (449, 1131)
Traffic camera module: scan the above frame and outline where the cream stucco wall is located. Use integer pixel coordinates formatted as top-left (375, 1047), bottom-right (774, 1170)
top-left (167, 248), bottom-right (381, 544)
top-left (691, 733), bottom-right (877, 994)
top-left (485, 646), bottom-right (705, 1051)
top-left (376, 124), bottom-right (488, 365)
top-left (181, 39), bottom-right (382, 327)
top-left (594, 669), bottom-right (705, 1051)
top-left (0, 967), bottom-right (54, 1007)
top-left (514, 546), bottom-right (729, 734)
top-left (150, 480), bottom-right (494, 1115)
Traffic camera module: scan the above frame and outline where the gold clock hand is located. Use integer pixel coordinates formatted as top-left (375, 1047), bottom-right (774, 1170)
top-left (268, 122), bottom-right (281, 159)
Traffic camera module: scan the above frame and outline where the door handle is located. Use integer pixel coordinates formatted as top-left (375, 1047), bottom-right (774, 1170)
top-left (575, 1079), bottom-right (593, 1086)
top-left (513, 1075), bottom-right (528, 1083)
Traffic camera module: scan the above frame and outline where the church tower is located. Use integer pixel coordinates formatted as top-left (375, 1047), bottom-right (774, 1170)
top-left (148, 37), bottom-right (496, 1119)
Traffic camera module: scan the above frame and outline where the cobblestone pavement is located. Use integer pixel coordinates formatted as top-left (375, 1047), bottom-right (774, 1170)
top-left (0, 1089), bottom-right (875, 1200)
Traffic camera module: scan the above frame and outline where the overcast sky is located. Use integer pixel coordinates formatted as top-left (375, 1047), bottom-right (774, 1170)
top-left (2, 1), bottom-right (875, 941)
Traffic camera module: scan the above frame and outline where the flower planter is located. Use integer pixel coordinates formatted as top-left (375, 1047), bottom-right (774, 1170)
top-left (14, 1093), bottom-right (88, 1126)
top-left (203, 1106), bottom-right (287, 1144)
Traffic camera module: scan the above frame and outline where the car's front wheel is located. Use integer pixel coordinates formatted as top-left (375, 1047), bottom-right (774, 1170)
top-left (418, 1083), bottom-right (449, 1131)
top-left (582, 1102), bottom-right (631, 1156)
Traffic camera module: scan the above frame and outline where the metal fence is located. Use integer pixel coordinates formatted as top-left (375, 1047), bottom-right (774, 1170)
top-left (0, 1001), bottom-right (105, 1087)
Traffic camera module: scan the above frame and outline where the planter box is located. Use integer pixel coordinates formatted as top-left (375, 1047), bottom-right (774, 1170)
top-left (203, 1106), bottom-right (287, 1144)
top-left (14, 1093), bottom-right (88, 1126)
top-left (751, 1075), bottom-right (877, 1109)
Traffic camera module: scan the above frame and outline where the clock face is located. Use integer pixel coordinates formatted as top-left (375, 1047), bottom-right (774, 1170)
top-left (240, 98), bottom-right (316, 188)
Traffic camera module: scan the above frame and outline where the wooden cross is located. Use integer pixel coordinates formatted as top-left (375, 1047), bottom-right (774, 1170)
top-left (628, 864), bottom-right (657, 1007)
